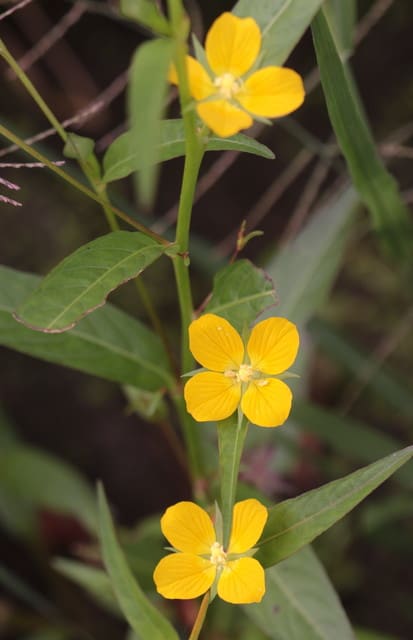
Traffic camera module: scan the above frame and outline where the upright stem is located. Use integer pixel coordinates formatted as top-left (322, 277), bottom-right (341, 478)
top-left (188, 591), bottom-right (210, 640)
top-left (167, 0), bottom-right (206, 478)
top-left (218, 413), bottom-right (249, 548)
top-left (172, 145), bottom-right (203, 370)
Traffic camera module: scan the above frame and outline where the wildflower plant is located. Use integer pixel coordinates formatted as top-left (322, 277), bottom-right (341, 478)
top-left (1, 1), bottom-right (412, 640)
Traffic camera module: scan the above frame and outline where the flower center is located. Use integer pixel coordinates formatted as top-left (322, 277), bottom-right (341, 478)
top-left (210, 541), bottom-right (227, 566)
top-left (237, 363), bottom-right (254, 382)
top-left (214, 73), bottom-right (242, 100)
top-left (224, 363), bottom-right (256, 384)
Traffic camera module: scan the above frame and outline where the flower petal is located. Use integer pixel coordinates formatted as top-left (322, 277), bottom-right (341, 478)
top-left (197, 99), bottom-right (252, 137)
top-left (205, 12), bottom-right (261, 77)
top-left (154, 553), bottom-right (215, 600)
top-left (228, 499), bottom-right (268, 554)
top-left (189, 313), bottom-right (244, 371)
top-left (218, 557), bottom-right (265, 604)
top-left (160, 501), bottom-right (215, 554)
top-left (238, 66), bottom-right (305, 117)
top-left (169, 55), bottom-right (214, 100)
top-left (241, 378), bottom-right (292, 427)
top-left (184, 372), bottom-right (241, 422)
top-left (247, 317), bottom-right (299, 374)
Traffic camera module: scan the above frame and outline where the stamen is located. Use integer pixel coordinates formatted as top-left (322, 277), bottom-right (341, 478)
top-left (214, 73), bottom-right (242, 100)
top-left (238, 364), bottom-right (254, 383)
top-left (210, 541), bottom-right (227, 566)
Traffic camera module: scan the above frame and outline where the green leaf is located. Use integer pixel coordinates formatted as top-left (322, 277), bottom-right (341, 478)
top-left (205, 260), bottom-right (276, 333)
top-left (312, 10), bottom-right (413, 258)
top-left (14, 232), bottom-right (167, 332)
top-left (98, 484), bottom-right (179, 640)
top-left (53, 558), bottom-right (120, 614)
top-left (120, 0), bottom-right (170, 36)
top-left (324, 0), bottom-right (357, 55)
top-left (128, 38), bottom-right (173, 204)
top-left (63, 132), bottom-right (94, 161)
top-left (0, 266), bottom-right (172, 390)
top-left (244, 546), bottom-right (354, 640)
top-left (233, 0), bottom-right (324, 67)
top-left (63, 132), bottom-right (101, 180)
top-left (256, 446), bottom-right (413, 567)
top-left (0, 444), bottom-right (98, 535)
top-left (292, 400), bottom-right (413, 490)
top-left (264, 186), bottom-right (358, 325)
top-left (217, 414), bottom-right (248, 547)
top-left (103, 120), bottom-right (274, 183)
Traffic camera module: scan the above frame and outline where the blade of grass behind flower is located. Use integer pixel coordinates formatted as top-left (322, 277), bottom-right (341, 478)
top-left (311, 9), bottom-right (413, 259)
top-left (324, 0), bottom-right (357, 55)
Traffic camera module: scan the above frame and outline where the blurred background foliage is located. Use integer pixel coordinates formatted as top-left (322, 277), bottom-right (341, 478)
top-left (0, 0), bottom-right (412, 639)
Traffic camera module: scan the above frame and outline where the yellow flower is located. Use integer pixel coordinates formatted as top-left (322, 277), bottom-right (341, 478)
top-left (184, 313), bottom-right (299, 427)
top-left (153, 498), bottom-right (267, 604)
top-left (169, 12), bottom-right (305, 137)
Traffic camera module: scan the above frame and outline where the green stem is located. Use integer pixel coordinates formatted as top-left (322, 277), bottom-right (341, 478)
top-left (172, 145), bottom-right (203, 370)
top-left (166, 0), bottom-right (206, 480)
top-left (0, 38), bottom-right (67, 143)
top-left (218, 413), bottom-right (249, 548)
top-left (0, 124), bottom-right (168, 244)
top-left (188, 591), bottom-right (210, 640)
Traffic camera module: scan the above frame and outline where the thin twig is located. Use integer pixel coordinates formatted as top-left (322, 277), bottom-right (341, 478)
top-left (0, 70), bottom-right (129, 158)
top-left (280, 155), bottom-right (332, 245)
top-left (0, 160), bottom-right (65, 168)
top-left (0, 193), bottom-right (22, 206)
top-left (6, 3), bottom-right (87, 79)
top-left (380, 143), bottom-right (413, 160)
top-left (0, 0), bottom-right (33, 22)
top-left (0, 175), bottom-right (20, 190)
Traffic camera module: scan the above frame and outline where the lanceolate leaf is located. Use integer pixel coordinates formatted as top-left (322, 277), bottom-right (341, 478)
top-left (264, 186), bottom-right (358, 325)
top-left (324, 0), bottom-right (357, 55)
top-left (103, 120), bottom-right (274, 183)
top-left (292, 401), bottom-right (413, 490)
top-left (120, 0), bottom-right (170, 36)
top-left (205, 260), bottom-right (276, 333)
top-left (244, 546), bottom-right (354, 640)
top-left (98, 485), bottom-right (179, 640)
top-left (312, 10), bottom-right (413, 258)
top-left (256, 446), bottom-right (413, 567)
top-left (0, 266), bottom-right (172, 390)
top-left (128, 37), bottom-right (173, 204)
top-left (0, 443), bottom-right (98, 536)
top-left (14, 232), bottom-right (167, 332)
top-left (233, 0), bottom-right (324, 67)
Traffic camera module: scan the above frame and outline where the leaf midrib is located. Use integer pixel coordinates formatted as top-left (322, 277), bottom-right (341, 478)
top-left (21, 243), bottom-right (162, 330)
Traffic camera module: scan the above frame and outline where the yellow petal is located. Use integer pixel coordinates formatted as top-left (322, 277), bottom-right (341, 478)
top-left (184, 372), bottom-right (241, 422)
top-left (241, 378), bottom-right (292, 427)
top-left (217, 557), bottom-right (265, 604)
top-left (169, 56), bottom-right (214, 100)
top-left (154, 553), bottom-right (216, 600)
top-left (160, 501), bottom-right (216, 554)
top-left (189, 313), bottom-right (244, 371)
top-left (247, 317), bottom-right (299, 374)
top-left (238, 66), bottom-right (305, 117)
top-left (228, 499), bottom-right (268, 554)
top-left (197, 99), bottom-right (252, 137)
top-left (205, 12), bottom-right (261, 77)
